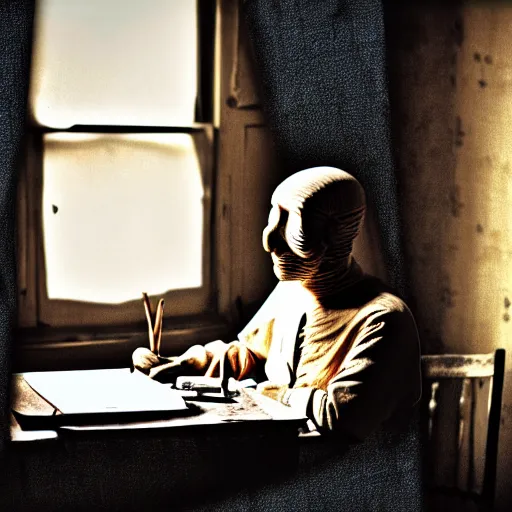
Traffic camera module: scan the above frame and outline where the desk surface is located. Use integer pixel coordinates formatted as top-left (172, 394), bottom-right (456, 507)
top-left (10, 372), bottom-right (307, 442)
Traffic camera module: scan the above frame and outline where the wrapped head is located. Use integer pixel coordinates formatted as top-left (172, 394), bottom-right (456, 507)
top-left (262, 167), bottom-right (366, 282)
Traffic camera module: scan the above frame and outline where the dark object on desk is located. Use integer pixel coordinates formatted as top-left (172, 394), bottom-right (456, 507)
top-left (175, 375), bottom-right (257, 394)
top-left (421, 349), bottom-right (505, 512)
top-left (177, 376), bottom-right (224, 394)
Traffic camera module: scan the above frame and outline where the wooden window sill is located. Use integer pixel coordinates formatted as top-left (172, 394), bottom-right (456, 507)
top-left (13, 314), bottom-right (235, 372)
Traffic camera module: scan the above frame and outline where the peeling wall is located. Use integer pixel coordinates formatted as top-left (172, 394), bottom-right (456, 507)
top-left (385, 3), bottom-right (512, 509)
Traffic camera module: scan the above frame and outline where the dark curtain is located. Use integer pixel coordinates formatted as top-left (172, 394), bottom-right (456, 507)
top-left (242, 0), bottom-right (422, 508)
top-left (0, 0), bottom-right (34, 458)
top-left (243, 0), bottom-right (407, 297)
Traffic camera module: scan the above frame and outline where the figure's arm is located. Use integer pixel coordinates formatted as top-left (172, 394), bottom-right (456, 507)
top-left (260, 306), bottom-right (422, 441)
top-left (202, 339), bottom-right (266, 382)
top-left (133, 340), bottom-right (263, 383)
top-left (132, 315), bottom-right (275, 384)
top-left (133, 284), bottom-right (282, 382)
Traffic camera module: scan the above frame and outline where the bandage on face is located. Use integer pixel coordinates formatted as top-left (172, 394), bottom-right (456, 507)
top-left (262, 167), bottom-right (366, 283)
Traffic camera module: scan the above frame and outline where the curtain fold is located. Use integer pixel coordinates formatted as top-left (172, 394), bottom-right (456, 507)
top-left (243, 0), bottom-right (407, 297)
top-left (0, 0), bottom-right (34, 457)
top-left (242, 2), bottom-right (422, 507)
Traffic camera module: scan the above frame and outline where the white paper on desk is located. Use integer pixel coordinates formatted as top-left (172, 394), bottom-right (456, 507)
top-left (24, 368), bottom-right (187, 415)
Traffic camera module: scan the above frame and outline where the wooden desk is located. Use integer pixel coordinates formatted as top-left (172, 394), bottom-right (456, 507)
top-left (10, 372), bottom-right (307, 442)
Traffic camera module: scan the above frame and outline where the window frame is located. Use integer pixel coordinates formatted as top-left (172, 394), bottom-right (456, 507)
top-left (16, 1), bottom-right (224, 350)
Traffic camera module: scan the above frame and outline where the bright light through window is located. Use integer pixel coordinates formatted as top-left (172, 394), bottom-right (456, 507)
top-left (30, 0), bottom-right (198, 128)
top-left (42, 133), bottom-right (205, 304)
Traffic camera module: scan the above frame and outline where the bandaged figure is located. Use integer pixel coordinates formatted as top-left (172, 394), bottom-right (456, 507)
top-left (133, 167), bottom-right (421, 440)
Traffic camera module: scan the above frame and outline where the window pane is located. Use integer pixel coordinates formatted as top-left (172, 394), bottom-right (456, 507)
top-left (31, 0), bottom-right (198, 128)
top-left (42, 133), bottom-right (205, 304)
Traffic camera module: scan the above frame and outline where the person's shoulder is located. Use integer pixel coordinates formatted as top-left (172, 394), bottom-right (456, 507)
top-left (368, 290), bottom-right (411, 316)
top-left (348, 276), bottom-right (417, 333)
top-left (346, 275), bottom-right (409, 312)
top-left (363, 291), bottom-right (415, 330)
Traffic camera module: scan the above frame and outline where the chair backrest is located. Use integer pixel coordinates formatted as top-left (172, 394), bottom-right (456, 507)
top-left (421, 349), bottom-right (505, 511)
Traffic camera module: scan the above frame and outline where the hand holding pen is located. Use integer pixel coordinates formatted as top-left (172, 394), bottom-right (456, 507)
top-left (132, 292), bottom-right (211, 382)
top-left (131, 293), bottom-right (167, 375)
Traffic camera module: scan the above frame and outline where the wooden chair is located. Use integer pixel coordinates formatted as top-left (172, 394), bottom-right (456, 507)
top-left (421, 349), bottom-right (505, 512)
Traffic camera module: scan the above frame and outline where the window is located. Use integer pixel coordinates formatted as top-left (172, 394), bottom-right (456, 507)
top-left (16, 0), bottom-right (282, 371)
top-left (17, 0), bottom-right (217, 334)
top-left (30, 0), bottom-right (199, 129)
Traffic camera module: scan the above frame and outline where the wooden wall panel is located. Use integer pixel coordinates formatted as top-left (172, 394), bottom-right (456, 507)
top-left (240, 125), bottom-right (280, 307)
top-left (216, 0), bottom-right (285, 324)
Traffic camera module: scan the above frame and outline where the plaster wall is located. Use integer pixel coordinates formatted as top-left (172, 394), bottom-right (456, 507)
top-left (386, 4), bottom-right (512, 509)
